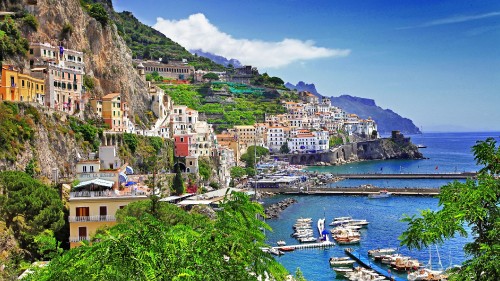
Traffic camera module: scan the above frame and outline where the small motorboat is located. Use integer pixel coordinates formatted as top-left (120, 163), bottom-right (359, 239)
top-left (268, 248), bottom-right (284, 256)
top-left (329, 257), bottom-right (355, 267)
top-left (368, 190), bottom-right (392, 199)
top-left (279, 246), bottom-right (295, 252)
top-left (335, 237), bottom-right (361, 245)
top-left (332, 267), bottom-right (354, 276)
top-left (276, 240), bottom-right (286, 246)
top-left (368, 248), bottom-right (397, 257)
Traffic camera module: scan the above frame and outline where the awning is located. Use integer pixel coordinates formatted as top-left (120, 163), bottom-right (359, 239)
top-left (118, 172), bottom-right (128, 183)
top-left (125, 166), bottom-right (134, 174)
top-left (74, 178), bottom-right (114, 189)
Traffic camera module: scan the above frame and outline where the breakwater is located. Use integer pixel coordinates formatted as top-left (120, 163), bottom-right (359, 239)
top-left (331, 172), bottom-right (476, 179)
top-left (259, 186), bottom-right (440, 196)
top-left (264, 198), bottom-right (297, 218)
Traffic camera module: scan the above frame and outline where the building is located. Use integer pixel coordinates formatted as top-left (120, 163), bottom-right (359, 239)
top-left (139, 60), bottom-right (195, 80)
top-left (29, 43), bottom-right (85, 114)
top-left (0, 65), bottom-right (45, 103)
top-left (267, 126), bottom-right (286, 153)
top-left (101, 93), bottom-right (126, 132)
top-left (69, 147), bottom-right (147, 248)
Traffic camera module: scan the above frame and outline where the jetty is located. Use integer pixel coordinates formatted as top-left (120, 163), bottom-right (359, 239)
top-left (344, 248), bottom-right (405, 281)
top-left (332, 172), bottom-right (476, 179)
top-left (272, 241), bottom-right (335, 251)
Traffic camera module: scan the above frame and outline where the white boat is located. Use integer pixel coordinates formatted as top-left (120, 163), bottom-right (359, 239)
top-left (298, 236), bottom-right (317, 243)
top-left (368, 248), bottom-right (397, 257)
top-left (276, 240), bottom-right (286, 246)
top-left (335, 237), bottom-right (361, 245)
top-left (368, 190), bottom-right (392, 199)
top-left (329, 257), bottom-right (355, 267)
top-left (268, 248), bottom-right (284, 256)
top-left (332, 267), bottom-right (354, 276)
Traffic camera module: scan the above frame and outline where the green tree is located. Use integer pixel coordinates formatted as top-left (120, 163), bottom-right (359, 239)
top-left (172, 164), bottom-right (185, 195)
top-left (25, 158), bottom-right (36, 177)
top-left (400, 138), bottom-right (500, 281)
top-left (123, 132), bottom-right (138, 153)
top-left (0, 16), bottom-right (29, 63)
top-left (0, 171), bottom-right (65, 260)
top-left (199, 158), bottom-right (211, 181)
top-left (26, 193), bottom-right (288, 280)
top-left (202, 72), bottom-right (219, 81)
top-left (280, 142), bottom-right (290, 154)
top-left (230, 166), bottom-right (246, 179)
top-left (240, 146), bottom-right (269, 168)
top-left (89, 3), bottom-right (109, 26)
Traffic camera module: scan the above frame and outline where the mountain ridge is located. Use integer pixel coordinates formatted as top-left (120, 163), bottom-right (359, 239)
top-left (286, 81), bottom-right (421, 134)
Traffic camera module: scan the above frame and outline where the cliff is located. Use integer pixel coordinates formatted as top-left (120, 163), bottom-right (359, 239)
top-left (5, 0), bottom-right (151, 124)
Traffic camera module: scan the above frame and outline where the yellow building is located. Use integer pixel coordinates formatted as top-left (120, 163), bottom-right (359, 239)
top-left (101, 93), bottom-right (125, 132)
top-left (1, 65), bottom-right (44, 103)
top-left (69, 148), bottom-right (149, 248)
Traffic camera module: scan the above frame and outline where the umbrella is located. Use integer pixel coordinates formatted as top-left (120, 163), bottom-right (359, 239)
top-left (125, 181), bottom-right (137, 186)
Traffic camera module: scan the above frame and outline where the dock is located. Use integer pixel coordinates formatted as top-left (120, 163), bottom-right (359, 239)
top-left (272, 241), bottom-right (335, 251)
top-left (332, 172), bottom-right (476, 179)
top-left (259, 186), bottom-right (441, 196)
top-left (344, 248), bottom-right (405, 281)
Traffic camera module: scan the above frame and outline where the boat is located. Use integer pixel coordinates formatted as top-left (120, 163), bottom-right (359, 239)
top-left (279, 246), bottom-right (295, 252)
top-left (329, 257), bottom-right (355, 267)
top-left (391, 257), bottom-right (420, 271)
top-left (298, 236), bottom-right (317, 243)
top-left (268, 248), bottom-right (284, 256)
top-left (368, 190), bottom-right (392, 199)
top-left (332, 267), bottom-right (354, 276)
top-left (368, 248), bottom-right (397, 257)
top-left (335, 237), bottom-right (361, 245)
top-left (276, 240), bottom-right (286, 246)
top-left (417, 144), bottom-right (427, 148)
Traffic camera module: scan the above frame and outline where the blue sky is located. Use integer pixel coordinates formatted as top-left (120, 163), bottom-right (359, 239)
top-left (114, 0), bottom-right (500, 132)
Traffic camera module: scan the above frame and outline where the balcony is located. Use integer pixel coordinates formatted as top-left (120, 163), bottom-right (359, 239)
top-left (70, 190), bottom-right (148, 199)
top-left (68, 215), bottom-right (116, 222)
top-left (69, 236), bottom-right (90, 243)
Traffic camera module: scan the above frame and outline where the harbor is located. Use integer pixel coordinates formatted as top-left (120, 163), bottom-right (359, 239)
top-left (344, 248), bottom-right (405, 281)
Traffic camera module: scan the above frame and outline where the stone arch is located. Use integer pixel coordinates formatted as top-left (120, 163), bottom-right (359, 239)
top-left (291, 155), bottom-right (299, 164)
top-left (173, 162), bottom-right (186, 172)
top-left (300, 155), bottom-right (307, 164)
top-left (308, 155), bottom-right (316, 164)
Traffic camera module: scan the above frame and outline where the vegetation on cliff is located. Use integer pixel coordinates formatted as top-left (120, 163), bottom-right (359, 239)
top-left (400, 138), bottom-right (500, 280)
top-left (114, 11), bottom-right (225, 71)
top-left (159, 84), bottom-right (293, 132)
top-left (24, 193), bottom-right (290, 280)
top-left (0, 16), bottom-right (29, 64)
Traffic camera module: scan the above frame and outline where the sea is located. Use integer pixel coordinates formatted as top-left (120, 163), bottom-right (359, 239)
top-left (263, 132), bottom-right (500, 281)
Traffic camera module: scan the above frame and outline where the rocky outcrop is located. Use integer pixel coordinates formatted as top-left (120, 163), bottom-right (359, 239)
top-left (19, 0), bottom-right (150, 123)
top-left (265, 198), bottom-right (298, 219)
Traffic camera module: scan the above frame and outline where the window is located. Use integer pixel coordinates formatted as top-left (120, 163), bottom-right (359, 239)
top-left (78, 227), bottom-right (87, 240)
top-left (22, 80), bottom-right (25, 87)
top-left (41, 85), bottom-right (44, 91)
top-left (76, 207), bottom-right (89, 218)
top-left (29, 49), bottom-right (33, 54)
top-left (99, 206), bottom-right (107, 220)
top-left (83, 166), bottom-right (87, 172)
top-left (90, 166), bottom-right (94, 172)
top-left (180, 137), bottom-right (184, 142)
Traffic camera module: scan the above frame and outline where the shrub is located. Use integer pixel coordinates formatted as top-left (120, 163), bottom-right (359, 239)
top-left (89, 3), bottom-right (109, 26)
top-left (23, 14), bottom-right (38, 31)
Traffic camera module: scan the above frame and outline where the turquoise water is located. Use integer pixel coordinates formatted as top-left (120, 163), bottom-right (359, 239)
top-left (264, 132), bottom-right (500, 280)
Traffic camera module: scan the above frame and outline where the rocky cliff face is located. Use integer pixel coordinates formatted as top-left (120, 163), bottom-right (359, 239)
top-left (18, 0), bottom-right (150, 123)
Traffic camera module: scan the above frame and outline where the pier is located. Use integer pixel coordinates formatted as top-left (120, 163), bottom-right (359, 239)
top-left (344, 248), bottom-right (405, 281)
top-left (259, 186), bottom-right (441, 196)
top-left (272, 241), bottom-right (335, 251)
top-left (331, 172), bottom-right (476, 179)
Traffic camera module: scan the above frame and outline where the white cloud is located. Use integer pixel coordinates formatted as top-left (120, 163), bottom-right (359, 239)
top-left (153, 13), bottom-right (350, 68)
top-left (399, 11), bottom-right (500, 30)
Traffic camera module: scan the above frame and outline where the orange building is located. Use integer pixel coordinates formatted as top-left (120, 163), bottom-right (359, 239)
top-left (101, 93), bottom-right (125, 132)
top-left (0, 65), bottom-right (45, 103)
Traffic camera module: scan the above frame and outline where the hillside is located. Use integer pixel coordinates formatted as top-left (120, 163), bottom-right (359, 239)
top-left (114, 11), bottom-right (226, 71)
top-left (286, 81), bottom-right (421, 135)
top-left (159, 83), bottom-right (297, 132)
top-left (0, 102), bottom-right (173, 179)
